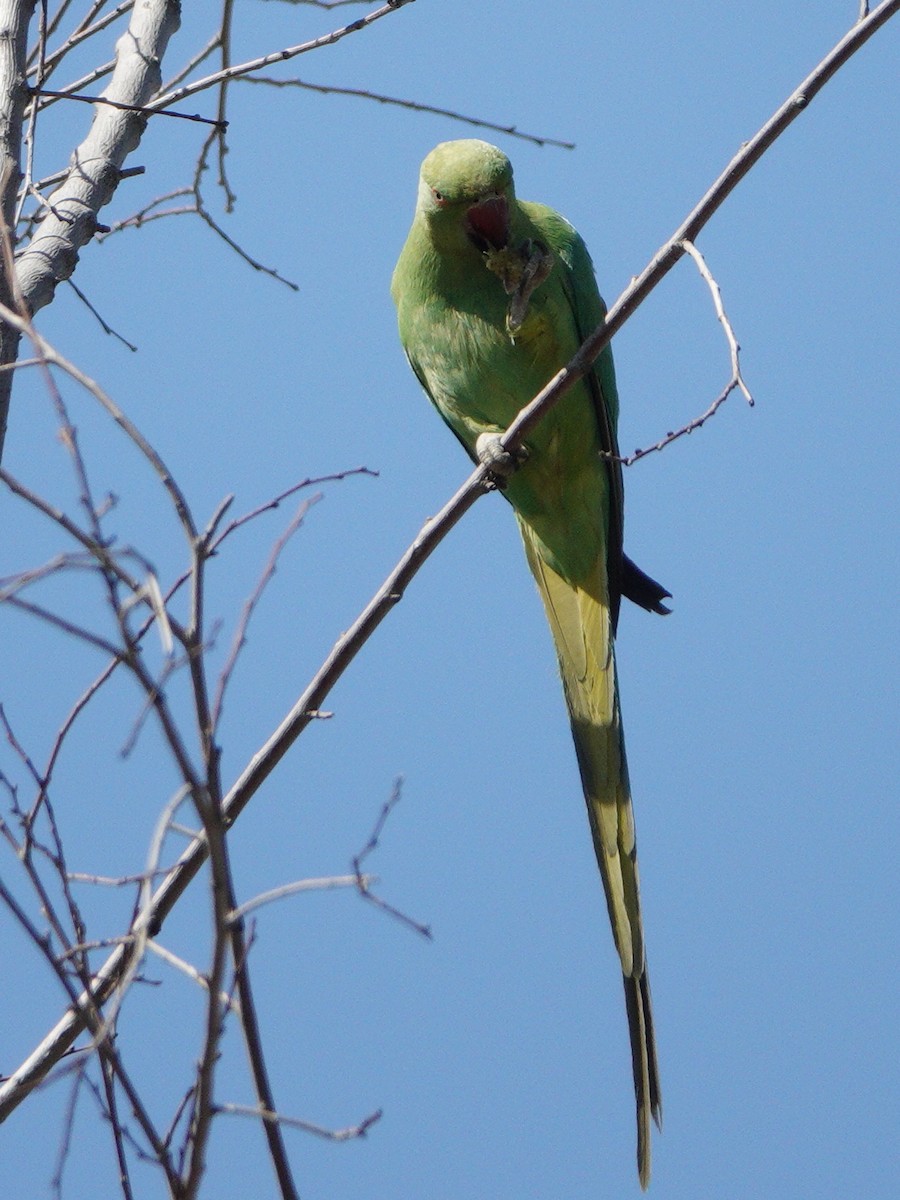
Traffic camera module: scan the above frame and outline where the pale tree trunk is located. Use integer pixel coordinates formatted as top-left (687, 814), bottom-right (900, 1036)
top-left (0, 0), bottom-right (182, 461)
top-left (0, 0), bottom-right (34, 456)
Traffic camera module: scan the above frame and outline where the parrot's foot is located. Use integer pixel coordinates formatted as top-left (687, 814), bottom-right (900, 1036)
top-left (484, 239), bottom-right (555, 336)
top-left (475, 433), bottom-right (528, 486)
top-left (507, 239), bottom-right (554, 334)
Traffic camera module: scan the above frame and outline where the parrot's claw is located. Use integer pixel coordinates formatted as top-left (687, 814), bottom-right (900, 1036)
top-left (484, 239), bottom-right (555, 336)
top-left (507, 239), bottom-right (555, 334)
top-left (475, 433), bottom-right (528, 486)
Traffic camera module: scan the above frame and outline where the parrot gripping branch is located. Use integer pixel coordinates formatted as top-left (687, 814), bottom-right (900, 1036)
top-left (494, 0), bottom-right (899, 468)
top-left (1, 0), bottom-right (897, 1133)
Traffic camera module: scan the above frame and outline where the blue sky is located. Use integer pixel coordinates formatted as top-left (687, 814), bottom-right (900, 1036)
top-left (1, 2), bottom-right (898, 1197)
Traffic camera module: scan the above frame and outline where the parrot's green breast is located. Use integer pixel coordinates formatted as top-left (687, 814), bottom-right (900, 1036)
top-left (396, 233), bottom-right (610, 581)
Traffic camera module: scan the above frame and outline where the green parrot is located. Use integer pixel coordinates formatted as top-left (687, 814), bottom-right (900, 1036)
top-left (391, 139), bottom-right (669, 1188)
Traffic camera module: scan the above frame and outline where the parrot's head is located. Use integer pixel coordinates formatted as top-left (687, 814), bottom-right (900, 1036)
top-left (417, 139), bottom-right (515, 253)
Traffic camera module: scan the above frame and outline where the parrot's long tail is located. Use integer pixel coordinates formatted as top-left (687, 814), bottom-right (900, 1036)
top-left (518, 520), bottom-right (662, 1189)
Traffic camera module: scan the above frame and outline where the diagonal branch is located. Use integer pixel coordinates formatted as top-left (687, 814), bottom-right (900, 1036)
top-left (241, 75), bottom-right (574, 149)
top-left (491, 0), bottom-right (900, 464)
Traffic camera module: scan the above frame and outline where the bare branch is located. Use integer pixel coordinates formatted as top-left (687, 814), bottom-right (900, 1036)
top-left (211, 497), bottom-right (319, 732)
top-left (98, 150), bottom-right (301, 289)
top-left (38, 57), bottom-right (116, 102)
top-left (212, 0), bottom-right (236, 210)
top-left (0, 299), bottom-right (198, 544)
top-left (33, 85), bottom-right (225, 127)
top-left (610, 239), bottom-right (754, 466)
top-left (209, 467), bottom-right (377, 548)
top-left (353, 778), bottom-right (432, 938)
top-left (67, 871), bottom-right (170, 887)
top-left (242, 75), bottom-right (574, 149)
top-left (98, 1053), bottom-right (136, 1200)
top-left (30, 2), bottom-right (134, 82)
top-left (151, 0), bottom-right (418, 111)
top-left (488, 0), bottom-right (900, 468)
top-left (679, 239), bottom-right (752, 406)
top-left (2, 592), bottom-right (124, 657)
top-left (223, 910), bottom-right (302, 1199)
top-left (214, 1101), bottom-right (382, 1142)
top-left (230, 874), bottom-right (375, 922)
top-left (192, 192), bottom-right (300, 290)
top-left (146, 940), bottom-right (241, 1016)
top-left (65, 278), bottom-right (139, 351)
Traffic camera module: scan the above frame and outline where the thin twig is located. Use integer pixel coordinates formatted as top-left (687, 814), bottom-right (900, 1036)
top-left (195, 201), bottom-right (300, 289)
top-left (230, 874), bottom-right (376, 921)
top-left (98, 1052), bottom-right (136, 1200)
top-left (146, 941), bottom-right (241, 1015)
top-left (210, 467), bottom-right (377, 547)
top-left (214, 0), bottom-right (236, 210)
top-left (353, 778), bottom-right (431, 938)
top-left (35, 58), bottom-right (116, 105)
top-left (67, 869), bottom-right (170, 888)
top-left (2, 593), bottom-right (124, 657)
top-left (29, 2), bottom-right (134, 81)
top-left (226, 910), bottom-right (301, 1199)
top-left (50, 1069), bottom-right (84, 1200)
top-left (211, 497), bottom-right (318, 732)
top-left (678, 239), bottom-right (752, 404)
top-left (214, 1101), bottom-right (382, 1141)
top-left (612, 238), bottom-right (754, 465)
top-left (242, 76), bottom-right (574, 149)
top-left (0, 300), bottom-right (198, 545)
top-left (66, 280), bottom-right (138, 352)
top-left (151, 0), bottom-right (419, 111)
top-left (32, 87), bottom-right (226, 128)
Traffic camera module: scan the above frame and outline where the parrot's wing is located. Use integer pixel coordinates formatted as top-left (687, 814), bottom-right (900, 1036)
top-left (402, 349), bottom-right (483, 467)
top-left (522, 201), bottom-right (670, 627)
top-left (522, 201), bottom-right (627, 621)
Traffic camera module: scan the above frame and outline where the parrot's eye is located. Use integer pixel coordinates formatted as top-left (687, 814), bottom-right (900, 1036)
top-left (431, 188), bottom-right (446, 206)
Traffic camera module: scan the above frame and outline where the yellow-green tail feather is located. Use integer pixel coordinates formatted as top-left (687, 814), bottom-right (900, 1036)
top-left (518, 519), bottom-right (661, 1187)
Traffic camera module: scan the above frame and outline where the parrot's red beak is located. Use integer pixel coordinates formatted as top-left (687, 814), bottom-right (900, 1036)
top-left (466, 194), bottom-right (509, 251)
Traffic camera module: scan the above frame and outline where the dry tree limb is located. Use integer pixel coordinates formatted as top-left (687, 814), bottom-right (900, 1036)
top-left (32, 86), bottom-right (225, 126)
top-left (150, 0), bottom-right (418, 111)
top-left (146, 940), bottom-right (242, 1017)
top-left (613, 238), bottom-right (754, 466)
top-left (28, 1), bottom-right (134, 81)
top-left (493, 0), bottom-right (900, 466)
top-left (211, 497), bottom-right (319, 732)
top-left (353, 778), bottom-right (432, 938)
top-left (229, 874), bottom-right (374, 922)
top-left (242, 75), bottom-right (575, 149)
top-left (678, 240), bottom-right (752, 406)
top-left (213, 1101), bottom-right (382, 1142)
